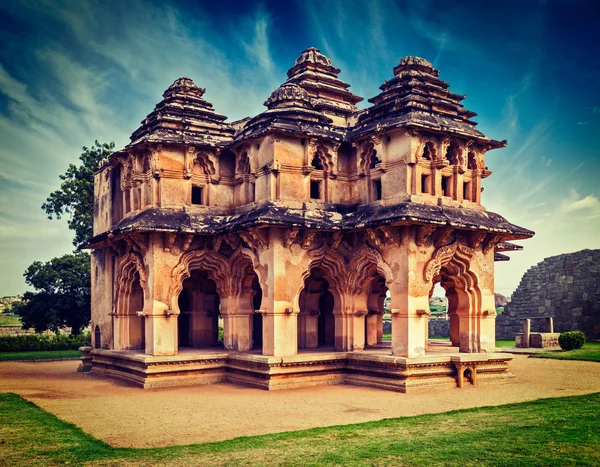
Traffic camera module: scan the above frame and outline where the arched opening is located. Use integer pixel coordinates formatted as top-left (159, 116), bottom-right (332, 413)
top-left (369, 150), bottom-right (381, 169)
top-left (311, 155), bottom-right (324, 170)
top-left (428, 261), bottom-right (479, 351)
top-left (94, 325), bottom-right (102, 349)
top-left (119, 272), bottom-right (145, 351)
top-left (467, 151), bottom-right (478, 170)
top-left (337, 142), bottom-right (353, 173)
top-left (110, 165), bottom-right (123, 224)
top-left (219, 149), bottom-right (236, 179)
top-left (298, 268), bottom-right (335, 349)
top-left (177, 270), bottom-right (221, 349)
top-left (446, 140), bottom-right (461, 165)
top-left (365, 272), bottom-right (388, 346)
top-left (422, 142), bottom-right (436, 160)
top-left (251, 276), bottom-right (263, 349)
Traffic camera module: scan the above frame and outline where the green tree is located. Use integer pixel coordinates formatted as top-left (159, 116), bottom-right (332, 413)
top-left (19, 140), bottom-right (114, 334)
top-left (18, 252), bottom-right (91, 334)
top-left (42, 140), bottom-right (115, 248)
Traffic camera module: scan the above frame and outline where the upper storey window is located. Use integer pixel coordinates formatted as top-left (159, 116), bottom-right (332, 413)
top-left (311, 156), bottom-right (324, 170)
top-left (310, 180), bottom-right (321, 199)
top-left (468, 151), bottom-right (478, 170)
top-left (422, 142), bottom-right (436, 161)
top-left (192, 185), bottom-right (203, 205)
top-left (369, 150), bottom-right (381, 169)
top-left (110, 165), bottom-right (123, 224)
top-left (446, 140), bottom-right (461, 165)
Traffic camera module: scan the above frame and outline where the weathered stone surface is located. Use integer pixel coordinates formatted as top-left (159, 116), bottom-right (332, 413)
top-left (497, 249), bottom-right (600, 340)
top-left (88, 47), bottom-right (533, 391)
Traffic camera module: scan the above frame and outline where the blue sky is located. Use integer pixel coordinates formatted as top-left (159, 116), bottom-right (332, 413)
top-left (0, 0), bottom-right (598, 297)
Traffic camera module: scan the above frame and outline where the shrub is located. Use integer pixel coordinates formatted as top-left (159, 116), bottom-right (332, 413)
top-left (558, 331), bottom-right (586, 351)
top-left (0, 332), bottom-right (91, 353)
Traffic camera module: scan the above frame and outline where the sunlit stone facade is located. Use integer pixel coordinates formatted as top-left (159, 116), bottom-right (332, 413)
top-left (88, 49), bottom-right (533, 390)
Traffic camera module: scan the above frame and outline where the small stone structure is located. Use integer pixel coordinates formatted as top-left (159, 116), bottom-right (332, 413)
top-left (86, 48), bottom-right (532, 391)
top-left (515, 317), bottom-right (560, 348)
top-left (497, 249), bottom-right (600, 340)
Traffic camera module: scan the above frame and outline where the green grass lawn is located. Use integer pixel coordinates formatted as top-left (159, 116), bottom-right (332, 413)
top-left (0, 350), bottom-right (81, 362)
top-left (0, 313), bottom-right (22, 327)
top-left (531, 342), bottom-right (600, 362)
top-left (0, 392), bottom-right (599, 466)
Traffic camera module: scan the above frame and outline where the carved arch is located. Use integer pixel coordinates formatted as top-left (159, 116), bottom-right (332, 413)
top-left (115, 252), bottom-right (149, 306)
top-left (169, 248), bottom-right (260, 310)
top-left (188, 149), bottom-right (217, 178)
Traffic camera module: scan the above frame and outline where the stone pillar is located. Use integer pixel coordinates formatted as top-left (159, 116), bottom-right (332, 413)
top-left (478, 291), bottom-right (497, 352)
top-left (377, 314), bottom-right (383, 343)
top-left (387, 244), bottom-right (427, 358)
top-left (222, 295), bottom-right (254, 352)
top-left (366, 312), bottom-right (379, 346)
top-left (144, 300), bottom-right (178, 355)
top-left (304, 311), bottom-right (319, 348)
top-left (349, 311), bottom-right (366, 351)
top-left (391, 306), bottom-right (427, 357)
top-left (261, 228), bottom-right (299, 357)
top-left (522, 318), bottom-right (531, 348)
top-left (547, 317), bottom-right (554, 333)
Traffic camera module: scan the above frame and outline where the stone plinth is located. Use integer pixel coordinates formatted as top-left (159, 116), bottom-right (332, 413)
top-left (88, 348), bottom-right (515, 392)
top-left (77, 346), bottom-right (93, 372)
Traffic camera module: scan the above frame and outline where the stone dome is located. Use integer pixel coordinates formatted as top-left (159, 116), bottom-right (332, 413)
top-left (293, 47), bottom-right (334, 69)
top-left (163, 77), bottom-right (205, 98)
top-left (264, 83), bottom-right (313, 110)
top-left (393, 56), bottom-right (439, 76)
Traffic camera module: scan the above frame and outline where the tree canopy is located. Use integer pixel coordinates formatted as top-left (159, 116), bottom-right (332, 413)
top-left (18, 140), bottom-right (114, 334)
top-left (18, 252), bottom-right (91, 334)
top-left (42, 140), bottom-right (114, 248)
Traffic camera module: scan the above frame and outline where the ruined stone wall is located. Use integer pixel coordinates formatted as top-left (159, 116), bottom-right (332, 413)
top-left (496, 249), bottom-right (600, 340)
top-left (428, 318), bottom-right (450, 338)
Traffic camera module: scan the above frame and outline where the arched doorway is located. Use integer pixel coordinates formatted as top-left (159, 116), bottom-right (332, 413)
top-left (116, 271), bottom-right (145, 351)
top-left (430, 262), bottom-right (480, 351)
top-left (298, 268), bottom-right (335, 349)
top-left (251, 276), bottom-right (263, 349)
top-left (177, 270), bottom-right (221, 349)
top-left (365, 272), bottom-right (387, 346)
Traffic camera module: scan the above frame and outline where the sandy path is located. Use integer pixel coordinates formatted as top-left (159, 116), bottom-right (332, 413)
top-left (1, 355), bottom-right (599, 448)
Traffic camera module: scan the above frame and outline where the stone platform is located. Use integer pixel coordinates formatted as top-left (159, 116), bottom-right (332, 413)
top-left (89, 342), bottom-right (515, 392)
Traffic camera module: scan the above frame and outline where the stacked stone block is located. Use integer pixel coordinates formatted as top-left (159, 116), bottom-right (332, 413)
top-left (496, 249), bottom-right (600, 340)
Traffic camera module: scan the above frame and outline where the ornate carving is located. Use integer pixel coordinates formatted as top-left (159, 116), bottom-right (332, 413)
top-left (366, 228), bottom-right (384, 252)
top-left (163, 232), bottom-right (177, 253)
top-left (302, 231), bottom-right (317, 249)
top-left (285, 227), bottom-right (300, 248)
top-left (415, 225), bottom-right (436, 247)
top-left (378, 226), bottom-right (402, 247)
top-left (330, 231), bottom-right (343, 250)
top-left (468, 231), bottom-right (487, 249)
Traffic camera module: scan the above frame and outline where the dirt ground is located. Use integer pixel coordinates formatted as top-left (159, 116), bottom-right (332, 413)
top-left (1, 355), bottom-right (600, 448)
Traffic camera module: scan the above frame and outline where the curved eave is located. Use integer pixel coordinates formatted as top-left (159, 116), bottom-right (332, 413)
top-left (87, 203), bottom-right (534, 248)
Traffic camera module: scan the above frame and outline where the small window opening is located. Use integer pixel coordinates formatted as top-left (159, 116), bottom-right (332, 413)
top-left (373, 180), bottom-right (382, 200)
top-left (192, 185), bottom-right (203, 205)
top-left (421, 174), bottom-right (431, 194)
top-left (94, 325), bottom-right (101, 349)
top-left (441, 176), bottom-right (450, 197)
top-left (256, 144), bottom-right (260, 150)
top-left (310, 180), bottom-right (321, 200)
top-left (311, 156), bottom-right (324, 170)
top-left (301, 138), bottom-right (306, 146)
top-left (386, 136), bottom-right (391, 142)
top-left (463, 181), bottom-right (471, 201)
